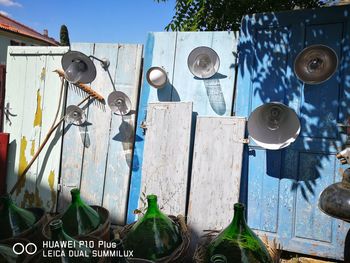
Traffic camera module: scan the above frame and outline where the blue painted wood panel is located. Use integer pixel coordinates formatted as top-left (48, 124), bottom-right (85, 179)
top-left (58, 43), bottom-right (143, 225)
top-left (127, 32), bottom-right (238, 223)
top-left (235, 5), bottom-right (350, 260)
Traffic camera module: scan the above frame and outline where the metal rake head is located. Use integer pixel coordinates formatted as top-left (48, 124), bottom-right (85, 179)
top-left (54, 69), bottom-right (106, 108)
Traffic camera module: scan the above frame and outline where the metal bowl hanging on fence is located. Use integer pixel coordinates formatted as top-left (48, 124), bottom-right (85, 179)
top-left (107, 91), bottom-right (132, 116)
top-left (319, 168), bottom-right (350, 222)
top-left (61, 51), bottom-right (97, 84)
top-left (294, 44), bottom-right (338, 84)
top-left (65, 105), bottom-right (86, 125)
top-left (187, 46), bottom-right (220, 79)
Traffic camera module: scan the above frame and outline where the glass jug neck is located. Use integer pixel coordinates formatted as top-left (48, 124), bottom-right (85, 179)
top-left (70, 189), bottom-right (82, 203)
top-left (230, 203), bottom-right (246, 227)
top-left (145, 195), bottom-right (161, 215)
top-left (50, 220), bottom-right (65, 240)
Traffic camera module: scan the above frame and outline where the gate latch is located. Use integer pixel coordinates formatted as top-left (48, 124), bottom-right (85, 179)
top-left (4, 102), bottom-right (17, 126)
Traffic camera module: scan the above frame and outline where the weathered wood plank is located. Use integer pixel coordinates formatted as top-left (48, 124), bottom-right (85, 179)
top-left (187, 117), bottom-right (246, 242)
top-left (79, 44), bottom-right (120, 206)
top-left (58, 43), bottom-right (95, 211)
top-left (139, 102), bottom-right (193, 216)
top-left (172, 32), bottom-right (237, 115)
top-left (4, 46), bottom-right (68, 210)
top-left (58, 43), bottom-right (143, 218)
top-left (235, 6), bottom-right (350, 260)
top-left (127, 32), bottom-right (238, 222)
top-left (103, 44), bottom-right (143, 224)
top-left (36, 47), bottom-right (69, 212)
top-left (11, 52), bottom-right (46, 207)
top-left (4, 48), bottom-right (27, 198)
top-left (127, 33), bottom-right (177, 222)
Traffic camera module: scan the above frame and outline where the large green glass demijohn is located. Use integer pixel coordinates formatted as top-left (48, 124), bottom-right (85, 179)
top-left (206, 203), bottom-right (272, 263)
top-left (61, 188), bottom-right (100, 236)
top-left (50, 219), bottom-right (92, 263)
top-left (0, 194), bottom-right (36, 240)
top-left (123, 194), bottom-right (182, 260)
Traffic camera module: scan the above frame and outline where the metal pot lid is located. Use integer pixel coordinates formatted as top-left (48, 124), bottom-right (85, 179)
top-left (107, 91), bottom-right (132, 116)
top-left (294, 44), bottom-right (338, 84)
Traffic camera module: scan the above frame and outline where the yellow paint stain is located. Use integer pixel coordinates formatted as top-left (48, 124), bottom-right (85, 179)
top-left (48, 170), bottom-right (55, 190)
top-left (48, 170), bottom-right (56, 212)
top-left (40, 67), bottom-right (46, 81)
top-left (17, 136), bottom-right (28, 196)
top-left (33, 90), bottom-right (42, 127)
top-left (30, 140), bottom-right (35, 156)
top-left (21, 188), bottom-right (43, 208)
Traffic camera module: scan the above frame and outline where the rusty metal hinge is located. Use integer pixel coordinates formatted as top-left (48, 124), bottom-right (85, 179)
top-left (140, 121), bottom-right (147, 135)
top-left (4, 102), bottom-right (17, 126)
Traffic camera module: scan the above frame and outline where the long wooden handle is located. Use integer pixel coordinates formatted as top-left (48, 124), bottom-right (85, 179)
top-left (9, 92), bottom-right (90, 195)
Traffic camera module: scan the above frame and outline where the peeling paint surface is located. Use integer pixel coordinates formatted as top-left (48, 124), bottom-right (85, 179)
top-left (40, 67), bottom-right (46, 81)
top-left (17, 136), bottom-right (28, 196)
top-left (48, 170), bottom-right (56, 212)
top-left (33, 89), bottom-right (42, 127)
top-left (21, 188), bottom-right (43, 208)
top-left (3, 47), bottom-right (69, 214)
top-left (30, 140), bottom-right (35, 156)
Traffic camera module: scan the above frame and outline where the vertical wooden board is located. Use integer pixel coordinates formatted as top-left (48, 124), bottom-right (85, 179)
top-left (294, 153), bottom-right (334, 242)
top-left (37, 47), bottom-right (69, 212)
top-left (127, 33), bottom-right (177, 222)
top-left (13, 52), bottom-right (46, 207)
top-left (139, 102), bottom-right (192, 216)
top-left (172, 32), bottom-right (237, 116)
top-left (4, 47), bottom-right (69, 210)
top-left (4, 48), bottom-right (27, 196)
top-left (0, 65), bottom-right (6, 132)
top-left (103, 44), bottom-right (142, 224)
top-left (235, 6), bottom-right (350, 260)
top-left (146, 32), bottom-right (177, 103)
top-left (187, 117), bottom-right (245, 239)
top-left (79, 43), bottom-right (119, 205)
top-left (127, 31), bottom-right (238, 222)
top-left (247, 150), bottom-right (281, 232)
top-left (58, 43), bottom-right (95, 211)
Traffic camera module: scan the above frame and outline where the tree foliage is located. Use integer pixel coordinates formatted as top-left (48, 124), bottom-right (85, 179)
top-left (157, 0), bottom-right (330, 31)
top-left (60, 25), bottom-right (71, 46)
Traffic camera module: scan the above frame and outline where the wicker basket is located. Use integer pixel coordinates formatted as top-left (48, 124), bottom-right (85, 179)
top-left (193, 230), bottom-right (221, 263)
top-left (119, 215), bottom-right (190, 263)
top-left (193, 230), bottom-right (282, 263)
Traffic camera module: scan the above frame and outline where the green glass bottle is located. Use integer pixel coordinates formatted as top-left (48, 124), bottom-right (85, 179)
top-left (49, 219), bottom-right (92, 263)
top-left (123, 195), bottom-right (182, 261)
top-left (206, 203), bottom-right (272, 263)
top-left (0, 243), bottom-right (18, 263)
top-left (61, 188), bottom-right (100, 236)
top-left (0, 194), bottom-right (36, 240)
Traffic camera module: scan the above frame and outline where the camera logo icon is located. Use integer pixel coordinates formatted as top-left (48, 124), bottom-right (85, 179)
top-left (12, 243), bottom-right (37, 255)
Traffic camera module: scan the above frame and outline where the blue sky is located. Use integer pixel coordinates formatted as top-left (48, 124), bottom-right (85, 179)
top-left (0, 0), bottom-right (176, 44)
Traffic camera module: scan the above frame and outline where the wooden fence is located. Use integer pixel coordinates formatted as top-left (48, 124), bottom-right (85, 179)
top-left (3, 18), bottom-right (350, 260)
